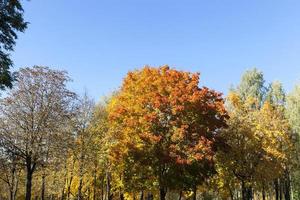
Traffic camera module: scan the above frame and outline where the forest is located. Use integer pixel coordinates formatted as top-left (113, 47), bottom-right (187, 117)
top-left (1, 1), bottom-right (300, 200)
top-left (0, 66), bottom-right (300, 200)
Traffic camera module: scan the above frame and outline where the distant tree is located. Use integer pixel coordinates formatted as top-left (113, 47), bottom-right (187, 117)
top-left (0, 0), bottom-right (28, 90)
top-left (266, 81), bottom-right (286, 106)
top-left (233, 68), bottom-right (266, 106)
top-left (0, 66), bottom-right (76, 200)
top-left (72, 94), bottom-right (95, 200)
top-left (286, 85), bottom-right (300, 199)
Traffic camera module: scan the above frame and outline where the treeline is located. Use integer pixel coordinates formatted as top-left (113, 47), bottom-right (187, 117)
top-left (0, 66), bottom-right (300, 200)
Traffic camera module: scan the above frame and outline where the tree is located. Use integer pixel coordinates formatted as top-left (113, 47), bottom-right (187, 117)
top-left (286, 84), bottom-right (300, 199)
top-left (216, 69), bottom-right (293, 200)
top-left (0, 0), bottom-right (27, 90)
top-left (108, 66), bottom-right (228, 200)
top-left (0, 66), bottom-right (76, 200)
top-left (72, 94), bottom-right (95, 200)
top-left (217, 92), bottom-right (292, 200)
top-left (232, 68), bottom-right (266, 106)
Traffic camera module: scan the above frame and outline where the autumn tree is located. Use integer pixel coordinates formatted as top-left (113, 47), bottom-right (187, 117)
top-left (0, 66), bottom-right (77, 200)
top-left (108, 66), bottom-right (228, 200)
top-left (216, 69), bottom-right (294, 200)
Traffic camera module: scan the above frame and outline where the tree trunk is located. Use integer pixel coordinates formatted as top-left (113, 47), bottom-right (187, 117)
top-left (192, 186), bottom-right (197, 200)
top-left (159, 187), bottom-right (167, 200)
top-left (262, 184), bottom-right (266, 200)
top-left (241, 181), bottom-right (252, 200)
top-left (119, 193), bottom-right (124, 200)
top-left (139, 191), bottom-right (144, 200)
top-left (93, 167), bottom-right (97, 200)
top-left (101, 175), bottom-right (104, 200)
top-left (77, 150), bottom-right (84, 200)
top-left (61, 163), bottom-right (68, 200)
top-left (77, 174), bottom-right (83, 200)
top-left (41, 174), bottom-right (46, 200)
top-left (178, 191), bottom-right (182, 200)
top-left (275, 179), bottom-right (279, 200)
top-left (279, 179), bottom-right (283, 200)
top-left (106, 171), bottom-right (112, 200)
top-left (8, 162), bottom-right (19, 200)
top-left (67, 159), bottom-right (75, 200)
top-left (284, 170), bottom-right (291, 200)
top-left (25, 157), bottom-right (35, 200)
top-left (146, 193), bottom-right (153, 200)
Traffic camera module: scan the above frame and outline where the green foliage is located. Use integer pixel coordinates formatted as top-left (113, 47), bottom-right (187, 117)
top-left (0, 0), bottom-right (27, 90)
top-left (234, 68), bottom-right (266, 105)
top-left (286, 84), bottom-right (300, 199)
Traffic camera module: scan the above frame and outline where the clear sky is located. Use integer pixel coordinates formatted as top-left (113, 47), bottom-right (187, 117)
top-left (12, 0), bottom-right (300, 101)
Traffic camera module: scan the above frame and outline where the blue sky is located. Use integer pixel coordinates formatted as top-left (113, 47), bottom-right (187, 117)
top-left (12, 0), bottom-right (300, 101)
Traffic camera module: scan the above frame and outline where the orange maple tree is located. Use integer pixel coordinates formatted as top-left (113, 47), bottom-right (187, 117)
top-left (108, 66), bottom-right (228, 200)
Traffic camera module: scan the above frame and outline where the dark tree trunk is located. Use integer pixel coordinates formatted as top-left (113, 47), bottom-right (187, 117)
top-left (101, 175), bottom-right (104, 200)
top-left (119, 193), bottom-right (124, 200)
top-left (8, 162), bottom-right (19, 200)
top-left (146, 193), bottom-right (153, 200)
top-left (280, 179), bottom-right (283, 200)
top-left (106, 171), bottom-right (113, 200)
top-left (275, 179), bottom-right (279, 200)
top-left (61, 163), bottom-right (68, 200)
top-left (41, 174), bottom-right (46, 200)
top-left (241, 181), bottom-right (252, 200)
top-left (25, 170), bottom-right (33, 200)
top-left (159, 187), bottom-right (167, 200)
top-left (229, 187), bottom-right (234, 200)
top-left (139, 191), bottom-right (144, 200)
top-left (77, 175), bottom-right (83, 200)
top-left (93, 168), bottom-right (97, 200)
top-left (178, 191), bottom-right (182, 200)
top-left (192, 186), bottom-right (197, 200)
top-left (284, 170), bottom-right (291, 200)
top-left (25, 157), bottom-right (35, 200)
top-left (262, 184), bottom-right (266, 200)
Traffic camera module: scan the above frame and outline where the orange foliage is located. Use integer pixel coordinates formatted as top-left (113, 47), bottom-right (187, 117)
top-left (108, 66), bottom-right (228, 167)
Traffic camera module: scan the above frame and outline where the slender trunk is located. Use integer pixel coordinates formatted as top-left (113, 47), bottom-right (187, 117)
top-left (61, 163), bottom-right (68, 200)
top-left (41, 174), bottom-right (46, 200)
top-left (25, 157), bottom-right (35, 200)
top-left (178, 191), bottom-right (182, 200)
top-left (139, 191), bottom-right (144, 200)
top-left (284, 169), bottom-right (291, 200)
top-left (9, 188), bottom-right (13, 200)
top-left (77, 150), bottom-right (84, 200)
top-left (106, 171), bottom-right (112, 200)
top-left (8, 163), bottom-right (19, 200)
top-left (101, 175), bottom-right (104, 200)
top-left (192, 186), bottom-right (197, 200)
top-left (146, 193), bottom-right (153, 200)
top-left (93, 167), bottom-right (97, 200)
top-left (241, 181), bottom-right (252, 200)
top-left (77, 174), bottom-right (83, 200)
top-left (262, 184), bottom-right (266, 200)
top-left (275, 179), bottom-right (279, 200)
top-left (229, 187), bottom-right (234, 200)
top-left (119, 192), bottom-right (124, 200)
top-left (67, 159), bottom-right (76, 200)
top-left (280, 178), bottom-right (283, 200)
top-left (159, 187), bottom-right (167, 200)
